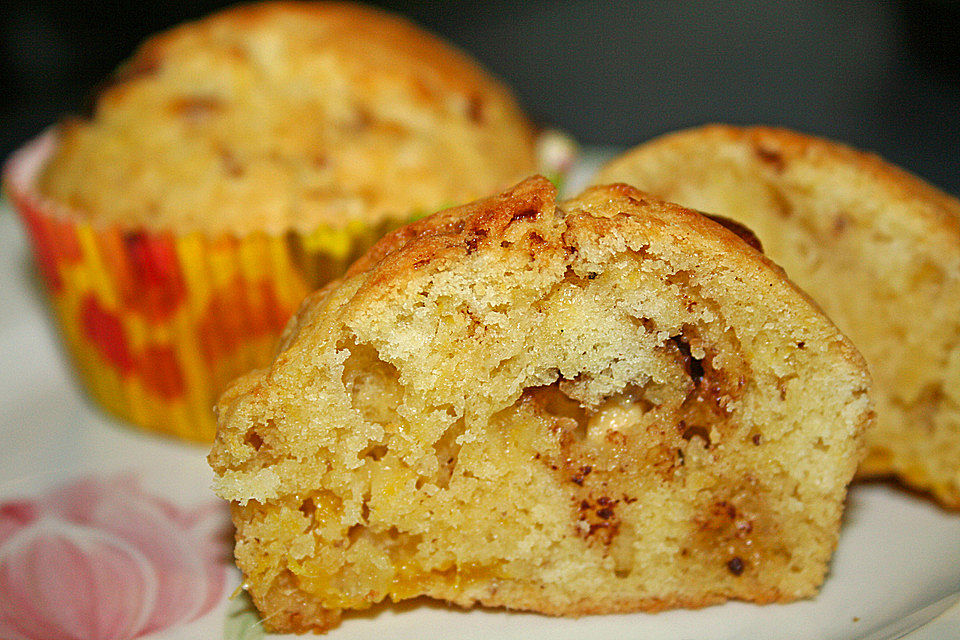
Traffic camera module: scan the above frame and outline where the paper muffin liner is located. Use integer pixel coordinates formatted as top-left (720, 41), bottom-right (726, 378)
top-left (3, 131), bottom-right (391, 442)
top-left (4, 128), bottom-right (577, 442)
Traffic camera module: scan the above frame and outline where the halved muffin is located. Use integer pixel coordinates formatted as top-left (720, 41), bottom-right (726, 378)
top-left (209, 177), bottom-right (872, 632)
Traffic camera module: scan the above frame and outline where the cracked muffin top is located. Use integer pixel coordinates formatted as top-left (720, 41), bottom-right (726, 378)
top-left (37, 1), bottom-right (538, 235)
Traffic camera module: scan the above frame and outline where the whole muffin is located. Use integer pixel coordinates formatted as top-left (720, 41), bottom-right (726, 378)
top-left (210, 177), bottom-right (872, 633)
top-left (4, 1), bottom-right (541, 441)
top-left (596, 125), bottom-right (960, 508)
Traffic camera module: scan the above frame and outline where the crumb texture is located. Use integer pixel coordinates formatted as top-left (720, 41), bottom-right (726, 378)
top-left (209, 177), bottom-right (872, 633)
top-left (38, 1), bottom-right (536, 234)
top-left (597, 125), bottom-right (960, 508)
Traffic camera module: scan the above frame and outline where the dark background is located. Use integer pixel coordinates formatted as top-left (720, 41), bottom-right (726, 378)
top-left (2, 0), bottom-right (959, 194)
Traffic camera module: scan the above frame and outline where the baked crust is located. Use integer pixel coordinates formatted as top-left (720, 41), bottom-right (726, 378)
top-left (597, 125), bottom-right (960, 508)
top-left (210, 177), bottom-right (873, 632)
top-left (38, 1), bottom-right (537, 234)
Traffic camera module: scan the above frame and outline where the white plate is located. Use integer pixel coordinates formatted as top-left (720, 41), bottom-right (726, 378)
top-left (1, 153), bottom-right (959, 639)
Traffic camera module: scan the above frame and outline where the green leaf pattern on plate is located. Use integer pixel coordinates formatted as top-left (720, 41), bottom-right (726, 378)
top-left (224, 589), bottom-right (265, 640)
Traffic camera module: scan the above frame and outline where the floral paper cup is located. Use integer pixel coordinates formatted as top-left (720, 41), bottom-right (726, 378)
top-left (4, 131), bottom-right (386, 442)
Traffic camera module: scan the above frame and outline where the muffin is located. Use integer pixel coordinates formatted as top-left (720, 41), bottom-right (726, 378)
top-left (595, 125), bottom-right (960, 508)
top-left (3, 1), bottom-right (542, 441)
top-left (209, 177), bottom-right (873, 633)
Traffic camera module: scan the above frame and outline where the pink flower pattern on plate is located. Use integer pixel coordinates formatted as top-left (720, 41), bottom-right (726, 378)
top-left (0, 474), bottom-right (231, 640)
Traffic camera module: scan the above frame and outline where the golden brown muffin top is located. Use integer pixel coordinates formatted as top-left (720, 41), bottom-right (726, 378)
top-left (600, 125), bottom-right (960, 236)
top-left (336, 175), bottom-right (799, 312)
top-left (38, 1), bottom-right (538, 235)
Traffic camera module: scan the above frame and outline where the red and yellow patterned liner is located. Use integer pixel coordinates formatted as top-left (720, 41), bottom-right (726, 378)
top-left (3, 131), bottom-right (391, 442)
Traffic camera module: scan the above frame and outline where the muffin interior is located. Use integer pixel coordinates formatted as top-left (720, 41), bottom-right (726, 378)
top-left (211, 181), bottom-right (870, 631)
